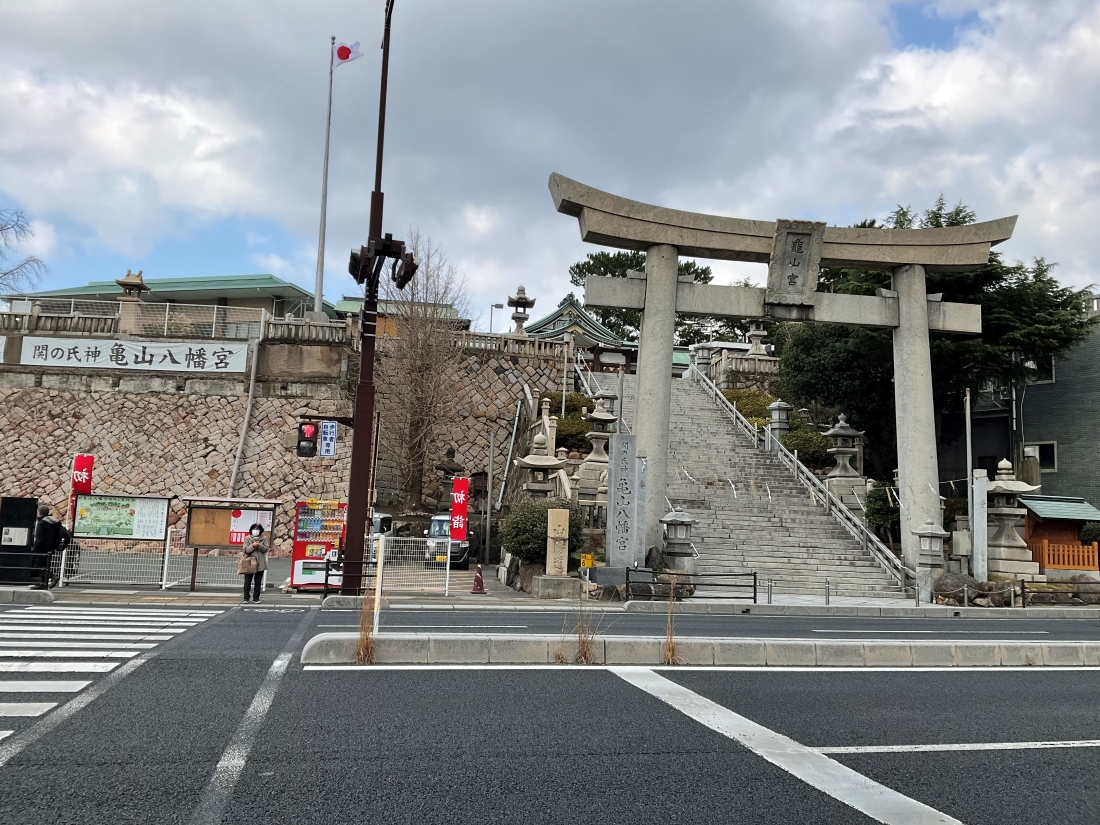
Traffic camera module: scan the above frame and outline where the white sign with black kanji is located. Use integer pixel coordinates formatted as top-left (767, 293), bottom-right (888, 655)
top-left (319, 420), bottom-right (338, 457)
top-left (20, 337), bottom-right (248, 373)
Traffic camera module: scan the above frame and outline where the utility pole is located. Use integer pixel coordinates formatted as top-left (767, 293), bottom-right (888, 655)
top-left (342, 0), bottom-right (418, 594)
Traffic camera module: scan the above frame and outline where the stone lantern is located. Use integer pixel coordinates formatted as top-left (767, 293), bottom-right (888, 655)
top-left (660, 508), bottom-right (697, 575)
top-left (115, 269), bottom-right (149, 302)
top-left (593, 389), bottom-right (618, 421)
top-left (912, 519), bottom-right (949, 573)
top-left (766, 399), bottom-right (793, 450)
top-left (507, 286), bottom-right (536, 337)
top-left (516, 432), bottom-right (566, 498)
top-left (822, 414), bottom-right (868, 511)
top-left (574, 398), bottom-right (616, 503)
top-left (746, 322), bottom-right (768, 357)
top-left (986, 459), bottom-right (1041, 579)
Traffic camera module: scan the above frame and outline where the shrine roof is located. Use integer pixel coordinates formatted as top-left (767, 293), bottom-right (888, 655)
top-left (525, 294), bottom-right (629, 347)
top-left (1019, 495), bottom-right (1100, 522)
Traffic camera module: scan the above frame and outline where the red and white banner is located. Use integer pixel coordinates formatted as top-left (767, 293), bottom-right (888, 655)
top-left (449, 477), bottom-right (469, 541)
top-left (69, 454), bottom-right (94, 525)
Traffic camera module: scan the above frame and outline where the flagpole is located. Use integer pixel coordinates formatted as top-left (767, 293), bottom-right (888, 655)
top-left (313, 35), bottom-right (336, 317)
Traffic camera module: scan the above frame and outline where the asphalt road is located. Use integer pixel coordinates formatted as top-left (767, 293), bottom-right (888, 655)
top-left (356, 608), bottom-right (1100, 641)
top-left (0, 604), bottom-right (1097, 824)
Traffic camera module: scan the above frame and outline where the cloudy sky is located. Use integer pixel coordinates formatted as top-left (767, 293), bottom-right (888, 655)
top-left (1, 0), bottom-right (1097, 328)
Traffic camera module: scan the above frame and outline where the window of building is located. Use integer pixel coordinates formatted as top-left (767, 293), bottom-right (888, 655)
top-left (1024, 442), bottom-right (1057, 472)
top-left (1024, 356), bottom-right (1055, 384)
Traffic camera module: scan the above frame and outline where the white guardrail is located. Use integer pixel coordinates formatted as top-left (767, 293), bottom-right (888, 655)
top-left (688, 364), bottom-right (906, 587)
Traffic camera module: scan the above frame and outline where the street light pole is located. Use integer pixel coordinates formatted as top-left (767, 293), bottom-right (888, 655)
top-left (489, 302), bottom-right (504, 335)
top-left (342, 0), bottom-right (406, 594)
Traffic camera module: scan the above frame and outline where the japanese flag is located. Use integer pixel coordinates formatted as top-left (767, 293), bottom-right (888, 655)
top-left (332, 41), bottom-right (363, 68)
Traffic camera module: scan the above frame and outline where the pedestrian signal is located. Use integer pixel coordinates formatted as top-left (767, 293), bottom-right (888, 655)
top-left (296, 422), bottom-right (318, 457)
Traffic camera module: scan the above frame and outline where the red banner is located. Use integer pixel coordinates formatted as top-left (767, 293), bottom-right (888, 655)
top-left (449, 477), bottom-right (469, 541)
top-left (69, 454), bottom-right (94, 525)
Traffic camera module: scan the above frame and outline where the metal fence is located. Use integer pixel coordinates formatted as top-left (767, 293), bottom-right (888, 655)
top-left (57, 530), bottom-right (247, 591)
top-left (132, 303), bottom-right (264, 340)
top-left (625, 569), bottom-right (758, 602)
top-left (323, 536), bottom-right (452, 596)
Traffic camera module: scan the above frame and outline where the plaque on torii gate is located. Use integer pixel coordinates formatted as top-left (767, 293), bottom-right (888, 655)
top-left (549, 173), bottom-right (1017, 591)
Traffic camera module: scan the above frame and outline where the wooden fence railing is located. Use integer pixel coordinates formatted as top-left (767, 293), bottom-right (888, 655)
top-left (1028, 539), bottom-right (1099, 571)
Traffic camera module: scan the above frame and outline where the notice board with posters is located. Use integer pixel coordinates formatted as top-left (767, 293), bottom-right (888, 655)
top-left (73, 494), bottom-right (171, 541)
top-left (185, 503), bottom-right (277, 549)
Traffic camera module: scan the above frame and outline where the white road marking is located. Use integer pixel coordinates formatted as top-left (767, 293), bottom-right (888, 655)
top-left (613, 667), bottom-right (962, 825)
top-left (0, 640), bottom-right (157, 649)
top-left (303, 664), bottom-right (1100, 672)
top-left (0, 654), bottom-right (147, 767)
top-left (24, 607), bottom-right (222, 615)
top-left (819, 740), bottom-right (1100, 754)
top-left (0, 625), bottom-right (186, 633)
top-left (77, 589), bottom-right (139, 594)
top-left (189, 609), bottom-right (317, 825)
top-left (0, 680), bottom-right (91, 692)
top-left (0, 731), bottom-right (10, 742)
top-left (0, 650), bottom-right (139, 659)
top-left (811, 630), bottom-right (1050, 635)
top-left (0, 633), bottom-right (173, 641)
top-left (317, 624), bottom-right (528, 629)
top-left (0, 702), bottom-right (56, 717)
top-left (0, 662), bottom-right (119, 673)
top-left (0, 618), bottom-right (201, 626)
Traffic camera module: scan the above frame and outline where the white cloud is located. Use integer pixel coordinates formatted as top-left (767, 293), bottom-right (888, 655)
top-left (0, 0), bottom-right (1098, 316)
top-left (18, 220), bottom-right (58, 259)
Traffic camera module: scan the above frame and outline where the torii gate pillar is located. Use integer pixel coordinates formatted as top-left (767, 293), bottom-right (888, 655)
top-left (635, 244), bottom-right (679, 553)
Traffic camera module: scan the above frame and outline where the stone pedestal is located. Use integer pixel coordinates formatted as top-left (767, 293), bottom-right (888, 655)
top-left (545, 508), bottom-right (569, 577)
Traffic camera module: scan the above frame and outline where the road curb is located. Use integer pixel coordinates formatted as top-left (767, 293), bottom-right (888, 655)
top-left (622, 601), bottom-right (1100, 619)
top-left (299, 632), bottom-right (1100, 667)
top-left (320, 595), bottom-right (390, 609)
top-left (0, 586), bottom-right (54, 604)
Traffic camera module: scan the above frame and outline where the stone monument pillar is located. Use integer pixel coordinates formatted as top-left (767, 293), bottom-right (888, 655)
top-left (634, 244), bottom-right (679, 555)
top-left (891, 264), bottom-right (942, 593)
top-left (545, 508), bottom-right (570, 577)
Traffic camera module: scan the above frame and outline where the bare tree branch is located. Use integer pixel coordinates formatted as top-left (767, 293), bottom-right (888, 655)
top-left (375, 229), bottom-right (471, 511)
top-left (0, 208), bottom-right (46, 293)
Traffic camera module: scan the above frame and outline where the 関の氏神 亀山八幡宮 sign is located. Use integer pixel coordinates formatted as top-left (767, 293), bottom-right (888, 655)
top-left (20, 337), bottom-right (248, 373)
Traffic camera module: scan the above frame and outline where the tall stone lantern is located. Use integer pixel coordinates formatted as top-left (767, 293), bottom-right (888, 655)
top-left (986, 459), bottom-right (1041, 579)
top-left (516, 433), bottom-right (566, 498)
top-left (574, 398), bottom-right (617, 503)
top-left (660, 508), bottom-right (697, 575)
top-left (823, 414), bottom-right (868, 511)
top-left (434, 447), bottom-right (466, 512)
top-left (766, 399), bottom-right (793, 450)
top-left (507, 286), bottom-right (536, 337)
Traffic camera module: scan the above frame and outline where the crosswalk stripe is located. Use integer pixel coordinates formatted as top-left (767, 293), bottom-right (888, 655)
top-left (0, 662), bottom-right (119, 673)
top-left (23, 608), bottom-right (222, 617)
top-left (0, 633), bottom-right (173, 641)
top-left (0, 702), bottom-right (56, 717)
top-left (0, 651), bottom-right (139, 659)
top-left (0, 680), bottom-right (91, 693)
top-left (0, 731), bottom-right (10, 741)
top-left (0, 618), bottom-right (201, 626)
top-left (0, 641), bottom-right (157, 649)
top-left (20, 613), bottom-right (212, 621)
top-left (0, 625), bottom-right (186, 633)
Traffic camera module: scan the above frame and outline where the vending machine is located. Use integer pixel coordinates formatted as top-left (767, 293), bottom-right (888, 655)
top-left (290, 499), bottom-right (347, 590)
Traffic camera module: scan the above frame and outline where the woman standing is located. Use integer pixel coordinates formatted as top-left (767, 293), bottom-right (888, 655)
top-left (238, 523), bottom-right (270, 604)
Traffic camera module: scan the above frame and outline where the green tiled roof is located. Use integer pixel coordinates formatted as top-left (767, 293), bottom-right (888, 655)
top-left (1020, 495), bottom-right (1100, 522)
top-left (17, 274), bottom-right (336, 313)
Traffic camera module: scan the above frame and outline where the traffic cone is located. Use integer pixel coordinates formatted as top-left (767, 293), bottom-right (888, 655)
top-left (470, 564), bottom-right (488, 595)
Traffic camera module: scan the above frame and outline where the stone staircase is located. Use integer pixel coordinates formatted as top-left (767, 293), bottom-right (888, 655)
top-left (593, 372), bottom-right (903, 597)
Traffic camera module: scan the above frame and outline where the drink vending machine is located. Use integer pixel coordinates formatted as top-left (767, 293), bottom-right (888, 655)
top-left (290, 499), bottom-right (347, 590)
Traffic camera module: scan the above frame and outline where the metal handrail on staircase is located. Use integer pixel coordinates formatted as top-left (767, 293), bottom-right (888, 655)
top-left (688, 364), bottom-right (904, 586)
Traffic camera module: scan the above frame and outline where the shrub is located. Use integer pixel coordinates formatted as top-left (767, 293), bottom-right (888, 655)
top-left (864, 481), bottom-right (899, 531)
top-left (780, 427), bottom-right (830, 470)
top-left (554, 417), bottom-right (591, 453)
top-left (537, 391), bottom-right (593, 419)
top-left (1082, 522), bottom-right (1100, 544)
top-left (721, 388), bottom-right (775, 419)
top-left (501, 497), bottom-right (586, 564)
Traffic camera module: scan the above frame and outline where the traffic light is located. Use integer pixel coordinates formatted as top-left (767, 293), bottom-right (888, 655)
top-left (393, 250), bottom-right (419, 290)
top-left (296, 422), bottom-right (318, 457)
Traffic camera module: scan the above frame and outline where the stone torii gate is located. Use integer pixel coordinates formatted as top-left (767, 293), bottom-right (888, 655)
top-left (549, 173), bottom-right (1017, 589)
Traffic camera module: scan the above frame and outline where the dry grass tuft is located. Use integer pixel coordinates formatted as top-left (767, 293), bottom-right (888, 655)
top-left (662, 575), bottom-right (682, 666)
top-left (355, 596), bottom-right (374, 665)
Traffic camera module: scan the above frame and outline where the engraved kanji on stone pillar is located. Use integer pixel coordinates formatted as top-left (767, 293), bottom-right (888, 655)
top-left (766, 220), bottom-right (826, 307)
